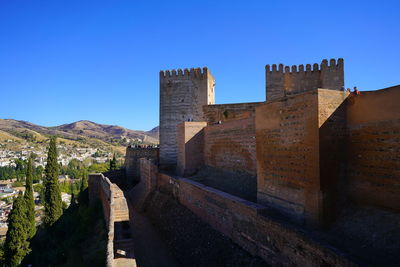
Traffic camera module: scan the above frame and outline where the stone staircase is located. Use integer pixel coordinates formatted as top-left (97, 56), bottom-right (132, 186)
top-left (114, 210), bottom-right (129, 222)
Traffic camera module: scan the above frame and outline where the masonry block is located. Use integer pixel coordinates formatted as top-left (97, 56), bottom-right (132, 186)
top-left (346, 85), bottom-right (400, 211)
top-left (177, 121), bottom-right (207, 176)
top-left (256, 89), bottom-right (349, 226)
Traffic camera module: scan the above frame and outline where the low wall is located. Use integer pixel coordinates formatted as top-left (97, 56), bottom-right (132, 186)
top-left (133, 160), bottom-right (358, 266)
top-left (89, 173), bottom-right (132, 267)
top-left (204, 117), bottom-right (256, 175)
top-left (203, 102), bottom-right (263, 123)
top-left (176, 177), bottom-right (357, 266)
top-left (89, 174), bottom-right (116, 267)
top-left (346, 85), bottom-right (400, 210)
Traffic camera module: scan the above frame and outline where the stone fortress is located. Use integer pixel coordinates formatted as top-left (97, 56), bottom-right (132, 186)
top-left (89, 58), bottom-right (400, 266)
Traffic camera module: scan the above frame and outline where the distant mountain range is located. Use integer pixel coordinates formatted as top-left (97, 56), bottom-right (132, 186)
top-left (0, 119), bottom-right (159, 146)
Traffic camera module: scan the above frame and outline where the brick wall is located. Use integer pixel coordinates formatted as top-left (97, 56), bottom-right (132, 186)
top-left (256, 91), bottom-right (319, 223)
top-left (157, 174), bottom-right (357, 266)
top-left (204, 117), bottom-right (256, 175)
top-left (177, 122), bottom-right (207, 176)
top-left (346, 85), bottom-right (400, 211)
top-left (256, 89), bottom-right (348, 225)
top-left (202, 102), bottom-right (263, 124)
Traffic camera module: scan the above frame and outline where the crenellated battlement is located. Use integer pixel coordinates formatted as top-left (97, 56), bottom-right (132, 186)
top-left (265, 58), bottom-right (344, 101)
top-left (160, 67), bottom-right (209, 79)
top-left (266, 58), bottom-right (343, 74)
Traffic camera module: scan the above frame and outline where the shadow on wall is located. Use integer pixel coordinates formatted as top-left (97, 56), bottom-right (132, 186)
top-left (187, 166), bottom-right (257, 202)
top-left (346, 85), bottom-right (400, 211)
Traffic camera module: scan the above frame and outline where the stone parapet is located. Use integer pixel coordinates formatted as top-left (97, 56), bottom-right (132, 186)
top-left (88, 173), bottom-right (134, 266)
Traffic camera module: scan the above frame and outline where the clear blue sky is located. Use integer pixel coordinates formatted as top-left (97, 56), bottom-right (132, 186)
top-left (1, 0), bottom-right (399, 131)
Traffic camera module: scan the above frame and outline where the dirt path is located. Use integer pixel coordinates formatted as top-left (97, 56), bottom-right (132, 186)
top-left (127, 197), bottom-right (179, 267)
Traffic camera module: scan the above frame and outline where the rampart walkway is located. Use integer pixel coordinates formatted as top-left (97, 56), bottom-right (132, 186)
top-left (89, 172), bottom-right (178, 267)
top-left (126, 194), bottom-right (178, 267)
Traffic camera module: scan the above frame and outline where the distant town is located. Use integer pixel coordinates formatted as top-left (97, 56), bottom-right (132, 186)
top-left (0, 142), bottom-right (113, 168)
top-left (0, 142), bottom-right (118, 241)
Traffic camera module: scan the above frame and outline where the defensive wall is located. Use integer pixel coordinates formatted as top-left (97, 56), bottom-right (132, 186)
top-left (161, 62), bottom-right (399, 228)
top-left (88, 173), bottom-right (135, 267)
top-left (130, 158), bottom-right (359, 266)
top-left (202, 102), bottom-right (263, 123)
top-left (174, 118), bottom-right (258, 202)
top-left (126, 158), bottom-right (158, 211)
top-left (176, 122), bottom-right (207, 176)
top-left (125, 146), bottom-right (159, 187)
top-left (107, 58), bottom-right (400, 266)
top-left (172, 88), bottom-right (400, 226)
top-left (346, 85), bottom-right (400, 210)
top-left (175, 118), bottom-right (257, 176)
top-left (256, 89), bottom-right (348, 226)
top-left (204, 117), bottom-right (256, 176)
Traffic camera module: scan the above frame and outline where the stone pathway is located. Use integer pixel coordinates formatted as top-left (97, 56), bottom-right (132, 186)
top-left (127, 196), bottom-right (179, 267)
top-left (115, 257), bottom-right (137, 267)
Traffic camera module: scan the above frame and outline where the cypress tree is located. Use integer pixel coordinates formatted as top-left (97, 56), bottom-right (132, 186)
top-left (24, 155), bottom-right (36, 239)
top-left (109, 153), bottom-right (117, 171)
top-left (70, 183), bottom-right (76, 206)
top-left (43, 137), bottom-right (63, 226)
top-left (80, 170), bottom-right (88, 192)
top-left (4, 192), bottom-right (30, 266)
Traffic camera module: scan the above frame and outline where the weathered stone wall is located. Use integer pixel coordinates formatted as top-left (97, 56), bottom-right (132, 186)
top-left (204, 117), bottom-right (256, 175)
top-left (125, 146), bottom-right (158, 186)
top-left (140, 169), bottom-right (358, 266)
top-left (159, 68), bottom-right (215, 169)
top-left (318, 89), bottom-right (349, 224)
top-left (202, 102), bottom-right (263, 124)
top-left (266, 58), bottom-right (344, 101)
top-left (89, 174), bottom-right (115, 267)
top-left (88, 174), bottom-right (132, 267)
top-left (256, 89), bottom-right (348, 225)
top-left (177, 122), bottom-right (207, 176)
top-left (178, 178), bottom-right (357, 266)
top-left (127, 158), bottom-right (158, 211)
top-left (256, 91), bottom-right (318, 223)
top-left (346, 85), bottom-right (400, 211)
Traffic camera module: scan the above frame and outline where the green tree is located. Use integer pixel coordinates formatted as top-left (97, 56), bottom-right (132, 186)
top-left (24, 155), bottom-right (36, 239)
top-left (4, 192), bottom-right (30, 266)
top-left (34, 165), bottom-right (44, 183)
top-left (109, 153), bottom-right (117, 171)
top-left (14, 158), bottom-right (26, 182)
top-left (43, 137), bottom-right (63, 226)
top-left (80, 170), bottom-right (88, 192)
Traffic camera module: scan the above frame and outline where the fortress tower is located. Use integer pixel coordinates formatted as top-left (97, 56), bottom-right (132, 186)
top-left (159, 67), bottom-right (215, 169)
top-left (266, 58), bottom-right (344, 101)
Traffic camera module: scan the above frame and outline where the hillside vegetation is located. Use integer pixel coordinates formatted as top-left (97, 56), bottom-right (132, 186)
top-left (0, 119), bottom-right (158, 146)
top-left (0, 119), bottom-right (158, 159)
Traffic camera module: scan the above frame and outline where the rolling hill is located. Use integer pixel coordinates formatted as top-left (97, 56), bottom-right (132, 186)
top-left (0, 119), bottom-right (158, 151)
